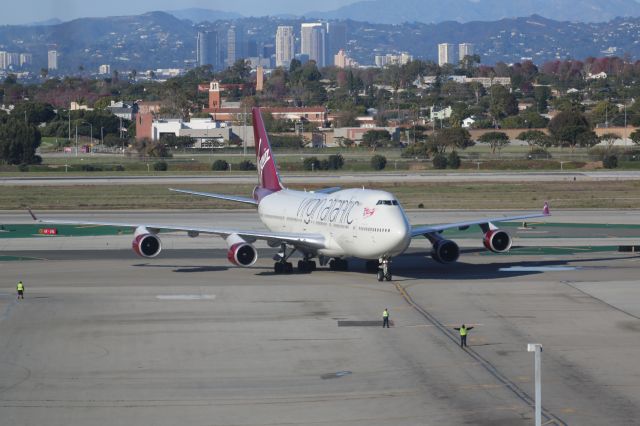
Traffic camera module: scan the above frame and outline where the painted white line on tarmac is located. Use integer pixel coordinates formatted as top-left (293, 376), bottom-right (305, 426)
top-left (499, 266), bottom-right (579, 272)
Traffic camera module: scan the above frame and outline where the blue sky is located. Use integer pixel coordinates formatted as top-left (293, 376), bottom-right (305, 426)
top-left (0, 0), bottom-right (357, 25)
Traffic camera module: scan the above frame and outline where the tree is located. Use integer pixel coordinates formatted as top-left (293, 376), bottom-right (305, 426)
top-left (11, 102), bottom-right (56, 124)
top-left (237, 160), bottom-right (256, 171)
top-left (370, 154), bottom-right (387, 170)
top-left (0, 121), bottom-right (42, 165)
top-left (489, 84), bottom-right (518, 123)
top-left (478, 131), bottom-right (510, 154)
top-left (630, 129), bottom-right (640, 145)
top-left (427, 128), bottom-right (473, 154)
top-left (153, 160), bottom-right (168, 171)
top-left (447, 150), bottom-right (461, 169)
top-left (361, 129), bottom-right (391, 150)
top-left (517, 130), bottom-right (552, 151)
top-left (548, 110), bottom-right (593, 150)
top-left (599, 132), bottom-right (620, 152)
top-left (603, 154), bottom-right (618, 169)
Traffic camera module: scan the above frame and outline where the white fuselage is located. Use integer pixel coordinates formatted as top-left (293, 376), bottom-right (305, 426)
top-left (258, 188), bottom-right (411, 259)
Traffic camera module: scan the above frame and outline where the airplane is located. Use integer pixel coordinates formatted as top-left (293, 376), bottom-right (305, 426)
top-left (30, 107), bottom-right (550, 281)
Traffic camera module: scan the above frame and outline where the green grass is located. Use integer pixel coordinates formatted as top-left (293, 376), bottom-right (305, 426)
top-left (2, 180), bottom-right (640, 210)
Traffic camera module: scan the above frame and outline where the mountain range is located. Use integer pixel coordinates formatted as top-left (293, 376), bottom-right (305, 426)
top-left (2, 11), bottom-right (640, 73)
top-left (305, 0), bottom-right (640, 24)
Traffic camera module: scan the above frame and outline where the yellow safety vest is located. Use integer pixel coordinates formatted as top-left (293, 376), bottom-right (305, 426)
top-left (17, 283), bottom-right (24, 291)
top-left (383, 310), bottom-right (389, 318)
top-left (460, 327), bottom-right (467, 336)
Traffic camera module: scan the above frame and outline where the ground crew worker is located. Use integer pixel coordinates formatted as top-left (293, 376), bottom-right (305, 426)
top-left (454, 324), bottom-right (474, 347)
top-left (16, 281), bottom-right (24, 299)
top-left (382, 308), bottom-right (390, 328)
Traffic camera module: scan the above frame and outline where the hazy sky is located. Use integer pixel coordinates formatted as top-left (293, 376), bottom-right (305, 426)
top-left (0, 0), bottom-right (357, 25)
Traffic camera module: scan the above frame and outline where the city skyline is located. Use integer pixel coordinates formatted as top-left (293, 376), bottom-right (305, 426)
top-left (0, 0), bottom-right (358, 26)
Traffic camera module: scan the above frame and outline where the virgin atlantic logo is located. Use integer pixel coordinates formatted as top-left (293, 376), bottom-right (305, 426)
top-left (257, 138), bottom-right (271, 182)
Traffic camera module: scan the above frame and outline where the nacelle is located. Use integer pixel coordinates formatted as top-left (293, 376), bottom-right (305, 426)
top-left (132, 233), bottom-right (162, 258)
top-left (226, 234), bottom-right (258, 267)
top-left (431, 239), bottom-right (460, 264)
top-left (483, 229), bottom-right (512, 253)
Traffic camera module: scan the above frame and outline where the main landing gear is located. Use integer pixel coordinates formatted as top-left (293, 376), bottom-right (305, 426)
top-left (273, 243), bottom-right (295, 274)
top-left (329, 258), bottom-right (349, 271)
top-left (297, 256), bottom-right (317, 273)
top-left (376, 258), bottom-right (392, 282)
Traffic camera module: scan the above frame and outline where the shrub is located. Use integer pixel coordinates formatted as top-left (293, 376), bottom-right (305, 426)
top-left (432, 153), bottom-right (447, 169)
top-left (237, 160), bottom-right (256, 171)
top-left (371, 154), bottom-right (387, 170)
top-left (447, 151), bottom-right (461, 169)
top-left (303, 157), bottom-right (320, 171)
top-left (212, 159), bottom-right (229, 171)
top-left (327, 154), bottom-right (345, 170)
top-left (318, 159), bottom-right (330, 170)
top-left (153, 160), bottom-right (168, 171)
top-left (81, 164), bottom-right (103, 172)
top-left (603, 155), bottom-right (618, 169)
top-left (18, 164), bottom-right (29, 172)
top-left (114, 164), bottom-right (125, 172)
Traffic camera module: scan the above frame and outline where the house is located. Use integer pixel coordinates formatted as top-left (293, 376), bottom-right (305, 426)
top-left (462, 117), bottom-right (476, 128)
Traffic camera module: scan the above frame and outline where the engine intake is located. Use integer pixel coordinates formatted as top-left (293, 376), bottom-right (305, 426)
top-left (226, 234), bottom-right (258, 267)
top-left (431, 239), bottom-right (460, 264)
top-left (483, 229), bottom-right (512, 253)
top-left (132, 233), bottom-right (162, 258)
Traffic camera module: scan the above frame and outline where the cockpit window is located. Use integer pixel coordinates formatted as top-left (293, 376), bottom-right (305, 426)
top-left (376, 200), bottom-right (399, 206)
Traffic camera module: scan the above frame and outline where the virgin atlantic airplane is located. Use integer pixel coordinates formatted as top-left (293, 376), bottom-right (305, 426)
top-left (31, 107), bottom-right (550, 281)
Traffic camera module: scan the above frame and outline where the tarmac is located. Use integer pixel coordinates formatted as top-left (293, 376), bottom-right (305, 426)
top-left (1, 210), bottom-right (640, 425)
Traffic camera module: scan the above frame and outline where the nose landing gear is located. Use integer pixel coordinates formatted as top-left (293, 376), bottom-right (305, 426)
top-left (377, 258), bottom-right (392, 282)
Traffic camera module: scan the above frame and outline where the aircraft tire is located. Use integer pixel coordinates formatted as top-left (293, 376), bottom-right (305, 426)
top-left (377, 270), bottom-right (384, 282)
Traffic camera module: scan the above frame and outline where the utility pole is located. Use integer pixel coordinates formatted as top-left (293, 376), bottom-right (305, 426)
top-left (527, 343), bottom-right (543, 426)
top-left (75, 124), bottom-right (78, 157)
top-left (243, 104), bottom-right (247, 157)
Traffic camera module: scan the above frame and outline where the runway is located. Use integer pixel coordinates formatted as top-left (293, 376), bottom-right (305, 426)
top-left (2, 210), bottom-right (640, 425)
top-left (3, 170), bottom-right (640, 186)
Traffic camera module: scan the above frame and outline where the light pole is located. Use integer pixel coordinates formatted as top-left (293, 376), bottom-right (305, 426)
top-left (527, 343), bottom-right (543, 426)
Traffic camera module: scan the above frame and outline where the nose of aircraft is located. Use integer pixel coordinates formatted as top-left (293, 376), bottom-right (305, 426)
top-left (386, 209), bottom-right (411, 254)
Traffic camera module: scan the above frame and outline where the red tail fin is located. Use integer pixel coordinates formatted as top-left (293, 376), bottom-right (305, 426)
top-left (252, 107), bottom-right (284, 192)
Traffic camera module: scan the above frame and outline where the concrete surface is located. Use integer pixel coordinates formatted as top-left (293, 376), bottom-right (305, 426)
top-left (1, 211), bottom-right (640, 425)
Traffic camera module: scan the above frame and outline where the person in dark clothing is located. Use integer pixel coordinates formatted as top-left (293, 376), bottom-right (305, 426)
top-left (382, 308), bottom-right (390, 328)
top-left (454, 324), bottom-right (474, 347)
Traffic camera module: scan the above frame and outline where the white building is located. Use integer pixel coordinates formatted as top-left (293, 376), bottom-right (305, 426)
top-left (275, 26), bottom-right (295, 68)
top-left (151, 118), bottom-right (232, 147)
top-left (99, 64), bottom-right (111, 75)
top-left (374, 52), bottom-right (413, 68)
top-left (438, 43), bottom-right (455, 66)
top-left (48, 50), bottom-right (59, 70)
top-left (459, 43), bottom-right (474, 61)
top-left (430, 105), bottom-right (452, 121)
top-left (301, 23), bottom-right (326, 67)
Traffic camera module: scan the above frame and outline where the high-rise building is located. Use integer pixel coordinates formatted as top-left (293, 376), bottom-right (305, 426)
top-left (227, 25), bottom-right (244, 67)
top-left (275, 26), bottom-right (295, 68)
top-left (99, 64), bottom-right (111, 75)
top-left (327, 22), bottom-right (347, 57)
top-left (48, 50), bottom-right (59, 70)
top-left (334, 49), bottom-right (356, 68)
top-left (438, 43), bottom-right (455, 67)
top-left (19, 53), bottom-right (32, 67)
top-left (0, 52), bottom-right (8, 70)
top-left (459, 43), bottom-right (475, 62)
top-left (197, 31), bottom-right (219, 70)
top-left (301, 23), bottom-right (326, 67)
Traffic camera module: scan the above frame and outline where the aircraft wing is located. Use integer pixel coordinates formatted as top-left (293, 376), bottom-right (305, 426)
top-left (29, 211), bottom-right (325, 250)
top-left (411, 202), bottom-right (550, 237)
top-left (169, 188), bottom-right (258, 205)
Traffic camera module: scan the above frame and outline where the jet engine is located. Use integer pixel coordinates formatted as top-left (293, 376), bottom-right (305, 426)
top-left (226, 234), bottom-right (258, 267)
top-left (132, 227), bottom-right (162, 258)
top-left (431, 239), bottom-right (460, 264)
top-left (483, 229), bottom-right (512, 253)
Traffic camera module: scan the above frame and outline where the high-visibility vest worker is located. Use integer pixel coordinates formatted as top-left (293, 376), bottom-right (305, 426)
top-left (383, 309), bottom-right (389, 318)
top-left (382, 308), bottom-right (390, 328)
top-left (459, 326), bottom-right (467, 336)
top-left (454, 324), bottom-right (474, 348)
top-left (16, 281), bottom-right (24, 299)
top-left (17, 282), bottom-right (24, 291)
